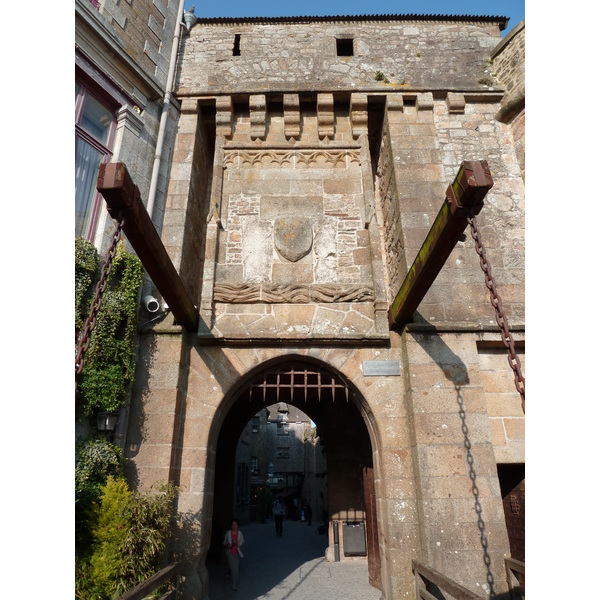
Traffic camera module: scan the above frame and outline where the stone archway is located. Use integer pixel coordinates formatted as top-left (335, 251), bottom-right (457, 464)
top-left (207, 356), bottom-right (383, 590)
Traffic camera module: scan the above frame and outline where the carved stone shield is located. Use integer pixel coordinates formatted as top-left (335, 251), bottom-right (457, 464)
top-left (274, 217), bottom-right (313, 262)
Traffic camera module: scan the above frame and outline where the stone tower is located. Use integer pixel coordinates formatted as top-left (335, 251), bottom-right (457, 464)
top-left (124, 13), bottom-right (525, 599)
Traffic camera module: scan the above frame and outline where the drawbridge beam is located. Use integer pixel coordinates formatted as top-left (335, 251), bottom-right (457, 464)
top-left (389, 160), bottom-right (494, 331)
top-left (97, 162), bottom-right (199, 332)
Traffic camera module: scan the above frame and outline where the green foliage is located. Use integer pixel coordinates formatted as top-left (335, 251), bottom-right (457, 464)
top-left (76, 477), bottom-right (178, 600)
top-left (374, 70), bottom-right (390, 84)
top-left (75, 437), bottom-right (125, 557)
top-left (75, 237), bottom-right (100, 331)
top-left (76, 240), bottom-right (144, 416)
top-left (86, 477), bottom-right (132, 599)
top-left (119, 482), bottom-right (178, 588)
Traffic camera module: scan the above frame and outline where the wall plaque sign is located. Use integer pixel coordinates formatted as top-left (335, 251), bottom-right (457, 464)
top-left (362, 360), bottom-right (401, 377)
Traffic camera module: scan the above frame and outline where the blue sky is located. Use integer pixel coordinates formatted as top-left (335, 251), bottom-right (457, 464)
top-left (183, 1), bottom-right (524, 36)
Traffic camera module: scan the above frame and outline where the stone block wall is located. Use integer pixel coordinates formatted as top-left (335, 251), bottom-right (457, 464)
top-left (491, 21), bottom-right (525, 178)
top-left (99, 0), bottom-right (180, 86)
top-left (374, 93), bottom-right (525, 329)
top-left (478, 344), bottom-right (525, 464)
top-left (491, 21), bottom-right (525, 98)
top-left (177, 19), bottom-right (504, 96)
top-left (403, 331), bottom-right (511, 596)
top-left (191, 95), bottom-right (389, 342)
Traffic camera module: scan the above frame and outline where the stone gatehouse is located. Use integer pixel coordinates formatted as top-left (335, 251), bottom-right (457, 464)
top-left (123, 13), bottom-right (525, 599)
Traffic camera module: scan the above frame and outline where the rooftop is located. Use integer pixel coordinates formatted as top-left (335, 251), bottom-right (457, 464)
top-left (191, 13), bottom-right (509, 30)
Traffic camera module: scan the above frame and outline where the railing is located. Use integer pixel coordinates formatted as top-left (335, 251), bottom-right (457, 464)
top-left (412, 561), bottom-right (486, 600)
top-left (505, 557), bottom-right (525, 600)
top-left (116, 562), bottom-right (184, 600)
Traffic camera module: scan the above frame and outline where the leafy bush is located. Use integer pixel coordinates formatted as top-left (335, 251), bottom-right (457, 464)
top-left (75, 437), bottom-right (125, 557)
top-left (76, 240), bottom-right (144, 416)
top-left (75, 237), bottom-right (100, 332)
top-left (76, 477), bottom-right (178, 600)
top-left (79, 477), bottom-right (132, 599)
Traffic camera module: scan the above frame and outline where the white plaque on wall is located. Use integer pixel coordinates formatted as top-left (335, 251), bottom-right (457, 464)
top-left (362, 360), bottom-right (401, 376)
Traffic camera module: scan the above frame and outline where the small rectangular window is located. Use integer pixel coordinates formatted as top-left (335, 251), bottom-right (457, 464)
top-left (276, 447), bottom-right (290, 459)
top-left (336, 38), bottom-right (353, 56)
top-left (233, 34), bottom-right (241, 56)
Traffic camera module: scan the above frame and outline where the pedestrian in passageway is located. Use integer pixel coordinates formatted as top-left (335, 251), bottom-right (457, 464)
top-left (273, 497), bottom-right (285, 536)
top-left (305, 502), bottom-right (312, 526)
top-left (223, 519), bottom-right (244, 590)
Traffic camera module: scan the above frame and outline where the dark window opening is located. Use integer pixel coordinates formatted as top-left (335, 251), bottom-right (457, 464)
top-left (336, 38), bottom-right (354, 56)
top-left (233, 34), bottom-right (241, 56)
top-left (251, 416), bottom-right (260, 433)
top-left (366, 95), bottom-right (385, 184)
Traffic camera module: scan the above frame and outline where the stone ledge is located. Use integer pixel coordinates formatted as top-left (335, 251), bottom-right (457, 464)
top-left (196, 332), bottom-right (391, 346)
top-left (198, 302), bottom-right (390, 343)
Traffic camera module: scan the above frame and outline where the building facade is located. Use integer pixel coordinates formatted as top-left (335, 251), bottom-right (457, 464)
top-left (75, 0), bottom-right (182, 252)
top-left (114, 13), bottom-right (525, 600)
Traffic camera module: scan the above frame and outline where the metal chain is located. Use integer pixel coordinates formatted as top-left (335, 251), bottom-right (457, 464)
top-left (75, 218), bottom-right (125, 380)
top-left (468, 215), bottom-right (525, 413)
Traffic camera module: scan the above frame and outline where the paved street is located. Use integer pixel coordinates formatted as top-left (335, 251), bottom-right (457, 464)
top-left (207, 519), bottom-right (383, 600)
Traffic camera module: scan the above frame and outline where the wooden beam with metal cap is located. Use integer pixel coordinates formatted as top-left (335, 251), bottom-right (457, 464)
top-left (96, 162), bottom-right (199, 332)
top-left (389, 160), bottom-right (494, 331)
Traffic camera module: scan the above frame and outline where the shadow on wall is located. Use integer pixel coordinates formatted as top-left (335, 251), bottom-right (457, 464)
top-left (124, 329), bottom-right (159, 490)
top-left (412, 323), bottom-right (498, 598)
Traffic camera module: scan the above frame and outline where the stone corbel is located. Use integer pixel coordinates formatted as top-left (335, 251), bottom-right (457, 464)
top-left (250, 94), bottom-right (267, 140)
top-left (446, 92), bottom-right (466, 114)
top-left (284, 94), bottom-right (300, 140)
top-left (416, 92), bottom-right (434, 112)
top-left (317, 93), bottom-right (335, 140)
top-left (350, 93), bottom-right (368, 139)
top-left (179, 97), bottom-right (199, 115)
top-left (116, 104), bottom-right (144, 137)
top-left (386, 94), bottom-right (404, 113)
top-left (215, 95), bottom-right (233, 138)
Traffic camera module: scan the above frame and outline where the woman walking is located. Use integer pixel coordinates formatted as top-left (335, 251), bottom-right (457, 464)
top-left (223, 518), bottom-right (244, 590)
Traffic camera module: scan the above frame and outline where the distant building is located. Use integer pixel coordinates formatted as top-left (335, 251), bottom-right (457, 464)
top-left (234, 403), bottom-right (327, 523)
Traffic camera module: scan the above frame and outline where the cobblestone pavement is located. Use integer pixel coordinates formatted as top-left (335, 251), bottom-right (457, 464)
top-left (207, 519), bottom-right (383, 600)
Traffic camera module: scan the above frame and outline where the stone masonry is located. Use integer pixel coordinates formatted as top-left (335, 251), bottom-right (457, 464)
top-left (123, 13), bottom-right (525, 600)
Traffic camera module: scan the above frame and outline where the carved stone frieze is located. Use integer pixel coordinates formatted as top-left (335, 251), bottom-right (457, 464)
top-left (212, 283), bottom-right (375, 304)
top-left (309, 285), bottom-right (375, 303)
top-left (262, 285), bottom-right (310, 303)
top-left (222, 148), bottom-right (360, 169)
top-left (213, 283), bottom-right (261, 303)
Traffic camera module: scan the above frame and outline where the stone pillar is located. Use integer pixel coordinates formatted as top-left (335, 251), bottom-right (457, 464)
top-left (405, 332), bottom-right (511, 596)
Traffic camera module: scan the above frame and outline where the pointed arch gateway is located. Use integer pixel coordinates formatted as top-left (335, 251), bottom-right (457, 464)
top-left (209, 356), bottom-right (383, 590)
